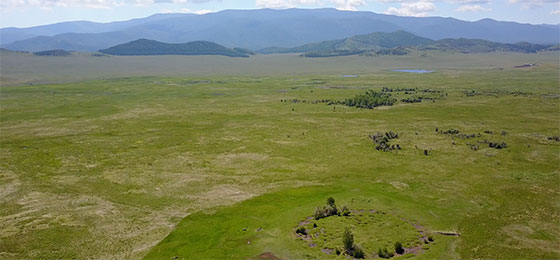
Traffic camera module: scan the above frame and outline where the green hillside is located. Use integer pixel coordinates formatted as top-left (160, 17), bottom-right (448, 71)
top-left (259, 31), bottom-right (432, 56)
top-left (260, 31), bottom-right (552, 57)
top-left (422, 38), bottom-right (550, 53)
top-left (339, 30), bottom-right (434, 50)
top-left (99, 39), bottom-right (249, 57)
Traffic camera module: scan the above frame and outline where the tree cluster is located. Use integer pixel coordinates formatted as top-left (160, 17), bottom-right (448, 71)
top-left (369, 131), bottom-right (401, 152)
top-left (313, 197), bottom-right (350, 220)
top-left (344, 90), bottom-right (396, 109)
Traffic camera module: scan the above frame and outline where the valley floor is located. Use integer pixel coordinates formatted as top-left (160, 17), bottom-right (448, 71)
top-left (0, 52), bottom-right (558, 259)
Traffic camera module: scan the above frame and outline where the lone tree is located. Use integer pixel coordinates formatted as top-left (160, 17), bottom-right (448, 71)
top-left (395, 241), bottom-right (404, 254)
top-left (327, 197), bottom-right (336, 208)
top-left (342, 227), bottom-right (354, 254)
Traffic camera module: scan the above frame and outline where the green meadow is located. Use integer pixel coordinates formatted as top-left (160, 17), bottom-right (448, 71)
top-left (0, 51), bottom-right (558, 259)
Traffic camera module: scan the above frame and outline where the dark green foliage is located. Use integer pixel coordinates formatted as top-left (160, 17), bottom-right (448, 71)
top-left (314, 206), bottom-right (324, 220)
top-left (327, 197), bottom-right (336, 208)
top-left (314, 198), bottom-right (339, 220)
top-left (33, 49), bottom-right (72, 56)
top-left (394, 241), bottom-right (404, 254)
top-left (326, 204), bottom-right (338, 216)
top-left (335, 248), bottom-right (341, 255)
top-left (313, 223), bottom-right (317, 228)
top-left (441, 129), bottom-right (460, 135)
top-left (421, 38), bottom-right (550, 53)
top-left (489, 142), bottom-right (507, 149)
top-left (370, 131), bottom-right (400, 152)
top-left (371, 47), bottom-right (409, 56)
top-left (345, 90), bottom-right (396, 109)
top-left (378, 247), bottom-right (394, 258)
top-left (296, 226), bottom-right (307, 235)
top-left (342, 227), bottom-right (354, 253)
top-left (302, 49), bottom-right (364, 58)
top-left (99, 39), bottom-right (249, 57)
top-left (353, 245), bottom-right (365, 258)
top-left (428, 236), bottom-right (434, 242)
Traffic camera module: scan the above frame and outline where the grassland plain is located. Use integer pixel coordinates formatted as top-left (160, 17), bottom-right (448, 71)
top-left (0, 52), bottom-right (559, 259)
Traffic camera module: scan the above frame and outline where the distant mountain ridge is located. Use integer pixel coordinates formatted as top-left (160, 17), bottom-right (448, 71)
top-left (2, 8), bottom-right (558, 52)
top-left (99, 39), bottom-right (250, 57)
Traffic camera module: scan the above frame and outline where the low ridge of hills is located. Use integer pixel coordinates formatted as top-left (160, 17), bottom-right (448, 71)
top-left (99, 39), bottom-right (250, 57)
top-left (259, 31), bottom-right (554, 57)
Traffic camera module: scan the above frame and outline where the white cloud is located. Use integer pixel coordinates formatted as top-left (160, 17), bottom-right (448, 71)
top-left (378, 0), bottom-right (489, 3)
top-left (385, 1), bottom-right (435, 16)
top-left (0, 0), bottom-right (126, 8)
top-left (255, 0), bottom-right (364, 10)
top-left (255, 0), bottom-right (322, 8)
top-left (552, 9), bottom-right (560, 14)
top-left (331, 0), bottom-right (366, 10)
top-left (508, 0), bottom-right (558, 3)
top-left (507, 0), bottom-right (559, 8)
top-left (0, 0), bottom-right (218, 9)
top-left (180, 7), bottom-right (213, 14)
top-left (455, 4), bottom-right (490, 11)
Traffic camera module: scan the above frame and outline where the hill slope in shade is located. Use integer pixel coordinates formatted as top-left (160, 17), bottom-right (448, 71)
top-left (99, 39), bottom-right (249, 57)
top-left (2, 8), bottom-right (558, 52)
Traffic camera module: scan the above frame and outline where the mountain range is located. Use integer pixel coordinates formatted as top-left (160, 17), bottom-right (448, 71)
top-left (1, 8), bottom-right (558, 52)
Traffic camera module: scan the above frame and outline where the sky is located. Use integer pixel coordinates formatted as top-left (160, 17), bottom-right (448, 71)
top-left (1, 0), bottom-right (559, 28)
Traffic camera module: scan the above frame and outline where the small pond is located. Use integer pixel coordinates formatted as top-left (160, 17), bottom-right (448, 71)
top-left (392, 69), bottom-right (434, 74)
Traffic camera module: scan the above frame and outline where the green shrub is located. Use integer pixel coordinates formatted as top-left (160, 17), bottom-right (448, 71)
top-left (327, 197), bottom-right (336, 207)
top-left (378, 247), bottom-right (394, 258)
top-left (342, 227), bottom-right (354, 253)
top-left (353, 245), bottom-right (365, 258)
top-left (296, 226), bottom-right (307, 235)
top-left (314, 206), bottom-right (324, 220)
top-left (326, 204), bottom-right (338, 216)
top-left (394, 241), bottom-right (404, 254)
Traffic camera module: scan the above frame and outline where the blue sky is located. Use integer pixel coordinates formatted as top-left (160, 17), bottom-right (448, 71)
top-left (1, 0), bottom-right (559, 28)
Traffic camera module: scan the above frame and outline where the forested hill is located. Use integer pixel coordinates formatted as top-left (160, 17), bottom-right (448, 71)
top-left (259, 31), bottom-right (553, 57)
top-left (99, 39), bottom-right (250, 57)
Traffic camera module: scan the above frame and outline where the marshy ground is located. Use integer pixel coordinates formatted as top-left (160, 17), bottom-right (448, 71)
top-left (0, 51), bottom-right (558, 259)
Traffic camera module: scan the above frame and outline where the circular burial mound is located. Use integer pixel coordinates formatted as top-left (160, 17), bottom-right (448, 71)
top-left (295, 209), bottom-right (432, 258)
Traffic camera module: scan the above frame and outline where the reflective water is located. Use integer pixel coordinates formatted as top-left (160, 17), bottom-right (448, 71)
top-left (392, 69), bottom-right (434, 74)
